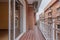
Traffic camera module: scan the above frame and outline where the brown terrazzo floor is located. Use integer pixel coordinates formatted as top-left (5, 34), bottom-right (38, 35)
top-left (0, 29), bottom-right (8, 40)
top-left (20, 26), bottom-right (45, 40)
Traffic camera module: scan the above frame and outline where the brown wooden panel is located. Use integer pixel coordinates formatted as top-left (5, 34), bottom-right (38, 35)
top-left (0, 2), bottom-right (8, 29)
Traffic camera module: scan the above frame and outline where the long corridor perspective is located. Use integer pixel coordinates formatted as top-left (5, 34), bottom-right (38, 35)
top-left (0, 0), bottom-right (59, 40)
top-left (9, 0), bottom-right (60, 40)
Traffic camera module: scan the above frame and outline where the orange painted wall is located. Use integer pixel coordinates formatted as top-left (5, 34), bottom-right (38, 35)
top-left (0, 2), bottom-right (8, 29)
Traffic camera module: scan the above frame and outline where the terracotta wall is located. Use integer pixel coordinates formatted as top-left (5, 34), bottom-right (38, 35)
top-left (26, 5), bottom-right (35, 31)
top-left (51, 1), bottom-right (60, 18)
top-left (44, 0), bottom-right (60, 40)
top-left (0, 2), bottom-right (8, 29)
top-left (44, 0), bottom-right (57, 12)
top-left (44, 0), bottom-right (60, 25)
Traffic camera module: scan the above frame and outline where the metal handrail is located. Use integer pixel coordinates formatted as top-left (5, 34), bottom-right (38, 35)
top-left (37, 26), bottom-right (46, 40)
top-left (40, 22), bottom-right (60, 32)
top-left (39, 21), bottom-right (60, 40)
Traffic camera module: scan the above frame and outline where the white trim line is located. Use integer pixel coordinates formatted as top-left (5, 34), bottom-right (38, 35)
top-left (13, 0), bottom-right (15, 40)
top-left (53, 19), bottom-right (55, 40)
top-left (9, 0), bottom-right (11, 40)
top-left (15, 32), bottom-right (25, 40)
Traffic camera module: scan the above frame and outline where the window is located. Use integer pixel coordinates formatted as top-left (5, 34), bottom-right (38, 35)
top-left (15, 0), bottom-right (21, 38)
top-left (58, 0), bottom-right (60, 2)
top-left (57, 25), bottom-right (60, 29)
top-left (48, 12), bottom-right (52, 16)
top-left (15, 0), bottom-right (24, 38)
top-left (57, 16), bottom-right (60, 21)
top-left (10, 0), bottom-right (24, 40)
top-left (48, 8), bottom-right (52, 17)
top-left (48, 18), bottom-right (52, 24)
top-left (57, 7), bottom-right (60, 13)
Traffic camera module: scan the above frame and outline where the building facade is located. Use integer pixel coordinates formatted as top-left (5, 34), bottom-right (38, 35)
top-left (44, 0), bottom-right (60, 40)
top-left (39, 0), bottom-right (60, 40)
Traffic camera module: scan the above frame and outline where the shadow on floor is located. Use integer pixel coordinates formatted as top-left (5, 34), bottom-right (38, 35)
top-left (0, 29), bottom-right (8, 40)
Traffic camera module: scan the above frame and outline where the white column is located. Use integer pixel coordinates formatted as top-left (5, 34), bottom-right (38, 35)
top-left (9, 0), bottom-right (11, 40)
top-left (52, 19), bottom-right (55, 40)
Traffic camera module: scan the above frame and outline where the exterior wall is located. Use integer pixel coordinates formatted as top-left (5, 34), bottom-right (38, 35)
top-left (0, 2), bottom-right (8, 29)
top-left (51, 1), bottom-right (60, 18)
top-left (44, 10), bottom-right (49, 25)
top-left (51, 0), bottom-right (60, 25)
top-left (44, 0), bottom-right (60, 40)
top-left (44, 0), bottom-right (57, 12)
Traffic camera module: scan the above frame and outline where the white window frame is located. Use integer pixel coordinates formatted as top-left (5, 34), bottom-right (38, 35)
top-left (9, 0), bottom-right (26, 40)
top-left (15, 0), bottom-right (26, 40)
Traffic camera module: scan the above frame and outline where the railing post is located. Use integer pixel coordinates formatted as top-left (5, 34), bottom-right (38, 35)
top-left (52, 19), bottom-right (55, 40)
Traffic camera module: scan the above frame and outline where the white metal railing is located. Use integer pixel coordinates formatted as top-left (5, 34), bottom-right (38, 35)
top-left (39, 21), bottom-right (60, 40)
top-left (40, 21), bottom-right (53, 40)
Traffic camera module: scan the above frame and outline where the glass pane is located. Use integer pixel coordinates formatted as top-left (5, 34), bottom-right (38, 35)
top-left (15, 0), bottom-right (23, 38)
top-left (10, 0), bottom-right (14, 40)
top-left (57, 7), bottom-right (60, 13)
top-left (10, 0), bottom-right (23, 39)
top-left (58, 25), bottom-right (60, 29)
top-left (15, 0), bottom-right (20, 38)
top-left (20, 5), bottom-right (23, 34)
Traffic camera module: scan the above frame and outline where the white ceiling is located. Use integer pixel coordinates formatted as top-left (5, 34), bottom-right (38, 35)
top-left (27, 0), bottom-right (42, 4)
top-left (27, 0), bottom-right (36, 4)
top-left (0, 0), bottom-right (8, 2)
top-left (27, 0), bottom-right (42, 9)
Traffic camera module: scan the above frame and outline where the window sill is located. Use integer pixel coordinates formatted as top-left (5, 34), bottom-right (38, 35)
top-left (15, 32), bottom-right (25, 40)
